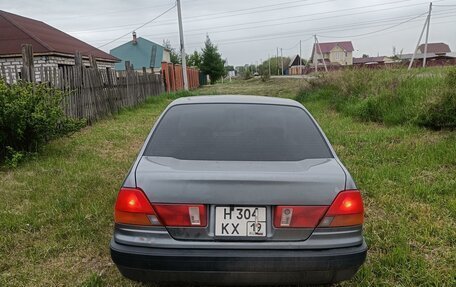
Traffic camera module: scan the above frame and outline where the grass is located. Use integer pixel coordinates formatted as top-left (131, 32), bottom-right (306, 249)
top-left (304, 67), bottom-right (456, 129)
top-left (1, 77), bottom-right (455, 286)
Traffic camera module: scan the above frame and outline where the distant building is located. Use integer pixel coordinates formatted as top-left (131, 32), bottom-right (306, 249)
top-left (353, 56), bottom-right (396, 66)
top-left (417, 42), bottom-right (451, 54)
top-left (0, 10), bottom-right (118, 83)
top-left (288, 54), bottom-right (306, 75)
top-left (311, 41), bottom-right (354, 66)
top-left (110, 33), bottom-right (171, 73)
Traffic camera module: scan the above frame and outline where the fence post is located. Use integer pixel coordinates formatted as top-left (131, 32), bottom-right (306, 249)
top-left (89, 55), bottom-right (98, 69)
top-left (21, 44), bottom-right (35, 82)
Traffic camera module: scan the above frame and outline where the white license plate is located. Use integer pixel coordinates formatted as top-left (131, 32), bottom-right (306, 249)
top-left (215, 206), bottom-right (266, 237)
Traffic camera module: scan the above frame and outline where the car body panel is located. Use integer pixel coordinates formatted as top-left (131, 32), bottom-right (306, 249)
top-left (112, 95), bottom-right (365, 285)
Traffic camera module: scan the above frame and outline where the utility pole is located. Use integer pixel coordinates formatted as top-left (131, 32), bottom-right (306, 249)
top-left (423, 2), bottom-right (432, 67)
top-left (314, 35), bottom-right (327, 72)
top-left (299, 40), bottom-right (302, 75)
top-left (268, 53), bottom-right (271, 75)
top-left (409, 2), bottom-right (432, 70)
top-left (280, 48), bottom-right (284, 75)
top-left (276, 47), bottom-right (279, 75)
top-left (313, 36), bottom-right (317, 73)
top-left (176, 0), bottom-right (188, 90)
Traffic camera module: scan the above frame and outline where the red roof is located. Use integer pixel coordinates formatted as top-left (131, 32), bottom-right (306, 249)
top-left (418, 43), bottom-right (451, 54)
top-left (313, 41), bottom-right (354, 54)
top-left (0, 10), bottom-right (118, 62)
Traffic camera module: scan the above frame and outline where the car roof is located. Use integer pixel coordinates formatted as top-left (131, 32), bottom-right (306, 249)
top-left (170, 95), bottom-right (302, 107)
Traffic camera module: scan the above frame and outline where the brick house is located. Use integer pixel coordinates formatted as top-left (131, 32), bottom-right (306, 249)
top-left (311, 41), bottom-right (354, 66)
top-left (0, 10), bottom-right (118, 83)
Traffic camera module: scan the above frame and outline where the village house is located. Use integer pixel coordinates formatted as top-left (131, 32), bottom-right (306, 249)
top-left (398, 42), bottom-right (455, 66)
top-left (110, 33), bottom-right (171, 73)
top-left (353, 56), bottom-right (396, 66)
top-left (310, 41), bottom-right (354, 66)
top-left (0, 10), bottom-right (118, 83)
top-left (417, 42), bottom-right (451, 54)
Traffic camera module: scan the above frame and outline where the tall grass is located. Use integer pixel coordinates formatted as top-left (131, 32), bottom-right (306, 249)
top-left (299, 67), bottom-right (456, 129)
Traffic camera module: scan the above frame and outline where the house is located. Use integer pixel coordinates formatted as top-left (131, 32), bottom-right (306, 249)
top-left (310, 41), bottom-right (354, 66)
top-left (397, 52), bottom-right (456, 66)
top-left (288, 54), bottom-right (306, 75)
top-left (417, 42), bottom-right (451, 54)
top-left (0, 10), bottom-right (118, 83)
top-left (110, 33), bottom-right (171, 73)
top-left (353, 56), bottom-right (396, 66)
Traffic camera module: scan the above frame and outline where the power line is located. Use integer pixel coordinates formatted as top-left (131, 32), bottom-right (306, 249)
top-left (183, 10), bottom-right (455, 47)
top-left (95, 3), bottom-right (177, 49)
top-left (70, 0), bottom-right (421, 34)
top-left (318, 11), bottom-right (428, 38)
top-left (87, 1), bottom-right (447, 47)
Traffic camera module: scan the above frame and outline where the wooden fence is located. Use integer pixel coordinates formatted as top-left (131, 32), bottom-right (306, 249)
top-left (161, 62), bottom-right (200, 92)
top-left (0, 44), bottom-right (165, 124)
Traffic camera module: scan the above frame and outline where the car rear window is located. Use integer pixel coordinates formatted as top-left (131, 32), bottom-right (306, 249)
top-left (143, 103), bottom-right (332, 161)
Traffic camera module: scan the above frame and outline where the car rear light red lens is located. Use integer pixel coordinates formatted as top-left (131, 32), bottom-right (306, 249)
top-left (274, 206), bottom-right (328, 228)
top-left (319, 189), bottom-right (364, 227)
top-left (114, 187), bottom-right (160, 226)
top-left (153, 204), bottom-right (207, 227)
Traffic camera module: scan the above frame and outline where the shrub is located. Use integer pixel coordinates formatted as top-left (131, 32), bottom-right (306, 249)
top-left (260, 71), bottom-right (271, 82)
top-left (0, 79), bottom-right (85, 165)
top-left (243, 69), bottom-right (252, 80)
top-left (417, 68), bottom-right (456, 129)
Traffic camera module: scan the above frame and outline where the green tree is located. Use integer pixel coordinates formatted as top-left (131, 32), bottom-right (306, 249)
top-left (163, 39), bottom-right (180, 64)
top-left (200, 36), bottom-right (226, 84)
top-left (187, 51), bottom-right (202, 68)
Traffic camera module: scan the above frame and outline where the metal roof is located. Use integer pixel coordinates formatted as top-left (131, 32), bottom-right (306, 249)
top-left (0, 10), bottom-right (118, 62)
top-left (313, 41), bottom-right (354, 53)
top-left (418, 43), bottom-right (451, 54)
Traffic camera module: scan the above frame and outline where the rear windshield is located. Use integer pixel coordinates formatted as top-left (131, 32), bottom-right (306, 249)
top-left (144, 103), bottom-right (332, 161)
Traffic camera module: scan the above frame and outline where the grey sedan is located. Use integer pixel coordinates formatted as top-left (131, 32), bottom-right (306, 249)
top-left (110, 95), bottom-right (367, 285)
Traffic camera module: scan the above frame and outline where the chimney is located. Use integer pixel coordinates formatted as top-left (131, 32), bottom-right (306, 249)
top-left (132, 31), bottom-right (137, 45)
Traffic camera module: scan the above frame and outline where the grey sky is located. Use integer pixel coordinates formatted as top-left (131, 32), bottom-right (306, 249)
top-left (2, 0), bottom-right (456, 66)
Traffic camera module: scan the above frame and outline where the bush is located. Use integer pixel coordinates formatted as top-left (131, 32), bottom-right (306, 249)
top-left (0, 79), bottom-right (85, 165)
top-left (243, 69), bottom-right (252, 80)
top-left (260, 71), bottom-right (271, 82)
top-left (418, 68), bottom-right (456, 129)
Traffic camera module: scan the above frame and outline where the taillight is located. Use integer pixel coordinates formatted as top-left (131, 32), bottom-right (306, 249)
top-left (319, 189), bottom-right (364, 227)
top-left (274, 206), bottom-right (328, 228)
top-left (115, 187), bottom-right (161, 226)
top-left (114, 187), bottom-right (207, 227)
top-left (154, 204), bottom-right (207, 227)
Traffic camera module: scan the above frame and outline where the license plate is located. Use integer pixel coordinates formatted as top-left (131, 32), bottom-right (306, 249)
top-left (215, 206), bottom-right (266, 237)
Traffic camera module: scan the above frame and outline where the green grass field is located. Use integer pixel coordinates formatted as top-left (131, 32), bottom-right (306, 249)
top-left (1, 77), bottom-right (455, 286)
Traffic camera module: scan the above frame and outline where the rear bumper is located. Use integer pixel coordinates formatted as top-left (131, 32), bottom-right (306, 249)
top-left (110, 239), bottom-right (367, 285)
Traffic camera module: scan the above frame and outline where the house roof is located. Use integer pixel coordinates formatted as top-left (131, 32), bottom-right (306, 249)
top-left (418, 42), bottom-right (451, 54)
top-left (110, 37), bottom-right (166, 70)
top-left (0, 10), bottom-right (118, 62)
top-left (398, 52), bottom-right (456, 60)
top-left (353, 56), bottom-right (387, 64)
top-left (314, 41), bottom-right (354, 53)
top-left (289, 54), bottom-right (302, 67)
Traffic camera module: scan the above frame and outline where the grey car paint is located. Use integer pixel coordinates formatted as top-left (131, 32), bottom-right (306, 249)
top-left (117, 95), bottom-right (361, 249)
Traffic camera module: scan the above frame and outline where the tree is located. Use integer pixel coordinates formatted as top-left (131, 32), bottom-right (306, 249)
top-left (187, 51), bottom-right (202, 68)
top-left (257, 57), bottom-right (291, 76)
top-left (200, 36), bottom-right (226, 84)
top-left (163, 40), bottom-right (180, 64)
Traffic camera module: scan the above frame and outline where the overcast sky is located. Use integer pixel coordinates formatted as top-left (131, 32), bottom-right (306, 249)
top-left (2, 0), bottom-right (456, 66)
